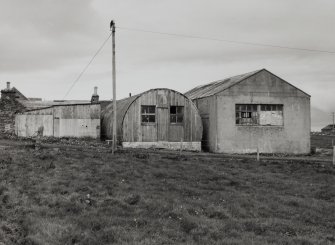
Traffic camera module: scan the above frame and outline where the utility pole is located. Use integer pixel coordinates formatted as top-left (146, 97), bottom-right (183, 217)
top-left (111, 20), bottom-right (117, 154)
top-left (332, 112), bottom-right (335, 131)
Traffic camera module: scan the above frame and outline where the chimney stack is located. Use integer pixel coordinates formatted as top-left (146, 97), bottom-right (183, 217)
top-left (129, 93), bottom-right (132, 97)
top-left (6, 81), bottom-right (10, 90)
top-left (91, 86), bottom-right (99, 103)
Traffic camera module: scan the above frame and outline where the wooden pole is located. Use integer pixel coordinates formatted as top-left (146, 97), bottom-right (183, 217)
top-left (111, 20), bottom-right (117, 154)
top-left (333, 146), bottom-right (335, 166)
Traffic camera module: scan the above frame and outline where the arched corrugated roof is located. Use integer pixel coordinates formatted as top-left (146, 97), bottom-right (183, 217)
top-left (101, 88), bottom-right (201, 141)
top-left (101, 94), bottom-right (140, 140)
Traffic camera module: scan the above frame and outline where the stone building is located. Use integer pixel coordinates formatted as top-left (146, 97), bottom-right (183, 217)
top-left (0, 82), bottom-right (28, 134)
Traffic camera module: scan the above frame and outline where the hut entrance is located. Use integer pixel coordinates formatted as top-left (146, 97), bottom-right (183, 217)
top-left (157, 107), bottom-right (169, 141)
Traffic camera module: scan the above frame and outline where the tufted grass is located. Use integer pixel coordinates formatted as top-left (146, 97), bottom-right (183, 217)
top-left (0, 143), bottom-right (334, 244)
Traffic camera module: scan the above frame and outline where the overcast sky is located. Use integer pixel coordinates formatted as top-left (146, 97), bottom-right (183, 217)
top-left (0, 0), bottom-right (334, 129)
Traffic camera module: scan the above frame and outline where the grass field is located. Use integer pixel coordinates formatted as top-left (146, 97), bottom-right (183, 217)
top-left (311, 134), bottom-right (335, 149)
top-left (0, 140), bottom-right (335, 244)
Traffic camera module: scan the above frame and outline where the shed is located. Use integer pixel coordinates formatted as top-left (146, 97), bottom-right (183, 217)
top-left (15, 104), bottom-right (100, 138)
top-left (185, 69), bottom-right (311, 154)
top-left (101, 88), bottom-right (203, 151)
top-left (321, 124), bottom-right (335, 134)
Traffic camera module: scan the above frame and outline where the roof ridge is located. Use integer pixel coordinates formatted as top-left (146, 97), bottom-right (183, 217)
top-left (185, 69), bottom-right (263, 99)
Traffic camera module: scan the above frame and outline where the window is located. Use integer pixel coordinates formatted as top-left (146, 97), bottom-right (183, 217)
top-left (236, 104), bottom-right (283, 126)
top-left (141, 105), bottom-right (156, 123)
top-left (236, 104), bottom-right (258, 125)
top-left (259, 104), bottom-right (283, 126)
top-left (170, 106), bottom-right (184, 123)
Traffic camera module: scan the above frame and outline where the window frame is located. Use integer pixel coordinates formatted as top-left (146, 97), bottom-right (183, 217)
top-left (141, 105), bottom-right (156, 125)
top-left (170, 105), bottom-right (184, 124)
top-left (235, 104), bottom-right (284, 126)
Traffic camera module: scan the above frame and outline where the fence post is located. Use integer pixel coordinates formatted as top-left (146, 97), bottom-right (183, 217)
top-left (257, 143), bottom-right (260, 161)
top-left (180, 138), bottom-right (183, 155)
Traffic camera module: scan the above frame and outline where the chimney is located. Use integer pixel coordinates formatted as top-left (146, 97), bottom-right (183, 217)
top-left (91, 86), bottom-right (99, 103)
top-left (1, 81), bottom-right (15, 100)
top-left (129, 93), bottom-right (132, 97)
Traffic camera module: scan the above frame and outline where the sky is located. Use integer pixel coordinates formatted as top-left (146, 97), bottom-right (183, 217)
top-left (0, 0), bottom-right (334, 130)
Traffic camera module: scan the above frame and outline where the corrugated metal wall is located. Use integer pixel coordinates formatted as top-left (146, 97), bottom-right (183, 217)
top-left (15, 104), bottom-right (100, 138)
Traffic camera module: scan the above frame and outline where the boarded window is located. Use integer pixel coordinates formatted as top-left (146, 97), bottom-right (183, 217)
top-left (260, 104), bottom-right (283, 126)
top-left (141, 105), bottom-right (156, 123)
top-left (170, 106), bottom-right (184, 123)
top-left (236, 104), bottom-right (283, 126)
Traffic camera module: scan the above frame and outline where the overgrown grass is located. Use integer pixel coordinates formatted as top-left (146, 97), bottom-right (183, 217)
top-left (0, 144), bottom-right (334, 244)
top-left (311, 134), bottom-right (335, 149)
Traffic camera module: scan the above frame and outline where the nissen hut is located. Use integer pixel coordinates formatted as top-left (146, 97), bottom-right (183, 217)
top-left (185, 69), bottom-right (311, 154)
top-left (101, 88), bottom-right (203, 151)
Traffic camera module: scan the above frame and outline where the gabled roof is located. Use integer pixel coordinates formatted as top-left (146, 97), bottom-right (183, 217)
top-left (185, 69), bottom-right (261, 99)
top-left (12, 87), bottom-right (28, 100)
top-left (321, 124), bottom-right (335, 130)
top-left (185, 69), bottom-right (310, 99)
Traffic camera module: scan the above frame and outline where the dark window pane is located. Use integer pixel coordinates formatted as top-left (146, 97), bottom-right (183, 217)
top-left (149, 106), bottom-right (155, 114)
top-left (177, 106), bottom-right (183, 114)
top-left (148, 115), bottom-right (155, 122)
top-left (141, 115), bottom-right (149, 122)
top-left (170, 106), bottom-right (176, 114)
top-left (177, 115), bottom-right (183, 123)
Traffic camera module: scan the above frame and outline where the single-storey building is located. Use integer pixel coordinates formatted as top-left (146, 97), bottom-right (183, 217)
top-left (101, 88), bottom-right (203, 151)
top-left (321, 124), bottom-right (335, 134)
top-left (15, 103), bottom-right (101, 138)
top-left (0, 82), bottom-right (102, 136)
top-left (185, 69), bottom-right (311, 154)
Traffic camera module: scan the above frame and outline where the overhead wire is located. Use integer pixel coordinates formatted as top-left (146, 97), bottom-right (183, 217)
top-left (62, 31), bottom-right (113, 99)
top-left (117, 26), bottom-right (335, 54)
top-left (62, 26), bottom-right (334, 99)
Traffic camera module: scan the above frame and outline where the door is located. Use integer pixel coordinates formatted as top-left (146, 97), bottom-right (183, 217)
top-left (157, 107), bottom-right (169, 141)
top-left (53, 117), bottom-right (60, 137)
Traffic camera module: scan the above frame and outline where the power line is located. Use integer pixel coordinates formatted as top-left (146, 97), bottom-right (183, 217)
top-left (63, 31), bottom-right (113, 99)
top-left (117, 26), bottom-right (335, 55)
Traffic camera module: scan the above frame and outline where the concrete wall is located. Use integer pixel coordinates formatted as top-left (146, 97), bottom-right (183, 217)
top-left (15, 104), bottom-right (100, 138)
top-left (194, 70), bottom-right (311, 154)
